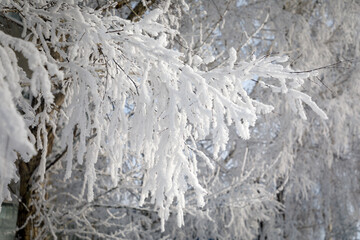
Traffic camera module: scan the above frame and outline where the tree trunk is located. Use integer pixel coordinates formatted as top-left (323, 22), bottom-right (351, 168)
top-left (276, 178), bottom-right (286, 239)
top-left (16, 155), bottom-right (42, 240)
top-left (15, 93), bottom-right (64, 239)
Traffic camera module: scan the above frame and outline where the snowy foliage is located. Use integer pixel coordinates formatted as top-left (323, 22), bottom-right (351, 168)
top-left (1, 0), bottom-right (357, 239)
top-left (178, 0), bottom-right (360, 239)
top-left (0, 28), bottom-right (61, 211)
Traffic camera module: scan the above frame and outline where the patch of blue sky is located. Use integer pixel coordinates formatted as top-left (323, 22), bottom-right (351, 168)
top-left (242, 77), bottom-right (256, 93)
top-left (236, 0), bottom-right (247, 7)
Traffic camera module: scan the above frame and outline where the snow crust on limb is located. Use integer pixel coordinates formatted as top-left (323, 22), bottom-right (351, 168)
top-left (0, 0), bottom-right (327, 233)
top-left (0, 30), bottom-right (62, 210)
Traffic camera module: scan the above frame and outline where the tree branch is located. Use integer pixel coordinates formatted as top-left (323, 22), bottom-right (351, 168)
top-left (127, 0), bottom-right (157, 21)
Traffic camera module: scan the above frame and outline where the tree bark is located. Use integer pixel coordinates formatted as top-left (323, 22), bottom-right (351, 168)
top-left (276, 178), bottom-right (286, 239)
top-left (16, 154), bottom-right (42, 240)
top-left (15, 93), bottom-right (64, 239)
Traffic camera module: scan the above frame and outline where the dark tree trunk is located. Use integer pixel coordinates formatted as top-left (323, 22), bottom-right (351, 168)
top-left (16, 155), bottom-right (42, 240)
top-left (15, 93), bottom-right (64, 239)
top-left (276, 178), bottom-right (286, 239)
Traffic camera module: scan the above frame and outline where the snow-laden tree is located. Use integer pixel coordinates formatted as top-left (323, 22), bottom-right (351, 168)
top-left (253, 1), bottom-right (360, 239)
top-left (163, 0), bottom-right (360, 239)
top-left (0, 0), bottom-right (354, 239)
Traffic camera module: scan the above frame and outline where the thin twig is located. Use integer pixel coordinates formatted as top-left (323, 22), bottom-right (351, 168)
top-left (289, 61), bottom-right (343, 74)
top-left (113, 59), bottom-right (139, 95)
top-left (315, 76), bottom-right (334, 94)
top-left (193, 0), bottom-right (235, 55)
top-left (46, 147), bottom-right (67, 171)
top-left (238, 12), bottom-right (269, 51)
